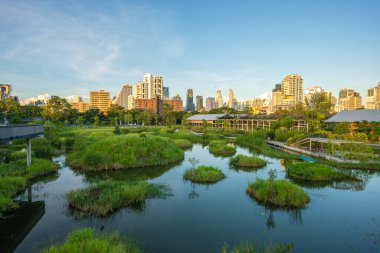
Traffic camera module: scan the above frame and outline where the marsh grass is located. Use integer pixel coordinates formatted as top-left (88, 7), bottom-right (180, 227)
top-left (208, 140), bottom-right (236, 156)
top-left (221, 241), bottom-right (294, 253)
top-left (67, 181), bottom-right (172, 216)
top-left (41, 227), bottom-right (142, 253)
top-left (184, 166), bottom-right (225, 184)
top-left (172, 139), bottom-right (193, 149)
top-left (0, 176), bottom-right (27, 215)
top-left (230, 155), bottom-right (267, 170)
top-left (26, 158), bottom-right (58, 179)
top-left (66, 135), bottom-right (184, 171)
top-left (236, 135), bottom-right (299, 159)
top-left (247, 179), bottom-right (309, 208)
top-left (322, 160), bottom-right (380, 171)
top-left (286, 162), bottom-right (359, 182)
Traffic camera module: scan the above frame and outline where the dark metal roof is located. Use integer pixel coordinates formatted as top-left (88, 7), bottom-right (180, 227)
top-left (325, 109), bottom-right (380, 123)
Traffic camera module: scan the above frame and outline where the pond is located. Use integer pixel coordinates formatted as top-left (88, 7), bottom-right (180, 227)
top-left (3, 144), bottom-right (380, 253)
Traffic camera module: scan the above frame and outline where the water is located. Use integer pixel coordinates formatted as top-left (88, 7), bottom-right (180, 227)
top-left (3, 144), bottom-right (380, 253)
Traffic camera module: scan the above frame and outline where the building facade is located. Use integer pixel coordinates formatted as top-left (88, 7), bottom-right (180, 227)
top-left (195, 95), bottom-right (204, 111)
top-left (143, 73), bottom-right (163, 99)
top-left (205, 97), bottom-right (216, 111)
top-left (0, 84), bottom-right (12, 100)
top-left (281, 74), bottom-right (303, 106)
top-left (135, 81), bottom-right (149, 99)
top-left (365, 82), bottom-right (380, 109)
top-left (114, 84), bottom-right (133, 109)
top-left (215, 90), bottom-right (223, 108)
top-left (185, 89), bottom-right (195, 112)
top-left (134, 96), bottom-right (182, 114)
top-left (163, 87), bottom-right (170, 100)
top-left (338, 88), bottom-right (362, 111)
top-left (228, 88), bottom-right (235, 108)
top-left (90, 90), bottom-right (111, 113)
top-left (70, 102), bottom-right (89, 112)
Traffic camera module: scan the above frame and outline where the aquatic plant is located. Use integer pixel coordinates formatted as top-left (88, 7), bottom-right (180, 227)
top-left (286, 162), bottom-right (359, 182)
top-left (172, 139), bottom-right (193, 149)
top-left (67, 181), bottom-right (172, 216)
top-left (221, 240), bottom-right (294, 253)
top-left (41, 227), bottom-right (142, 253)
top-left (230, 155), bottom-right (267, 169)
top-left (247, 178), bottom-right (309, 208)
top-left (208, 140), bottom-right (236, 156)
top-left (184, 166), bottom-right (225, 184)
top-left (66, 135), bottom-right (184, 171)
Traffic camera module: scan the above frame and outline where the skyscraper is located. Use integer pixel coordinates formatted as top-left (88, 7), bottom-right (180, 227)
top-left (144, 73), bottom-right (163, 99)
top-left (338, 88), bottom-right (362, 111)
top-left (281, 74), bottom-right (303, 106)
top-left (0, 84), bottom-right (12, 100)
top-left (205, 97), bottom-right (216, 111)
top-left (114, 84), bottom-right (133, 109)
top-left (215, 90), bottom-right (223, 108)
top-left (185, 89), bottom-right (195, 112)
top-left (163, 87), bottom-right (170, 100)
top-left (90, 90), bottom-right (111, 113)
top-left (195, 95), bottom-right (204, 111)
top-left (228, 88), bottom-right (235, 108)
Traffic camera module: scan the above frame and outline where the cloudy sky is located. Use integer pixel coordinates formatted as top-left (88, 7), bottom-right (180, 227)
top-left (0, 0), bottom-right (379, 101)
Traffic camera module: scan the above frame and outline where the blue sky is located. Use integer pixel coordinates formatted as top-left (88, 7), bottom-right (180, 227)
top-left (0, 0), bottom-right (379, 101)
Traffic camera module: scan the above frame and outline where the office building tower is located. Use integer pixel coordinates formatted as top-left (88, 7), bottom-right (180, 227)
top-left (186, 89), bottom-right (195, 112)
top-left (163, 87), bottom-right (170, 100)
top-left (215, 90), bottom-right (223, 108)
top-left (338, 88), bottom-right (362, 111)
top-left (195, 95), bottom-right (204, 111)
top-left (115, 84), bottom-right (133, 109)
top-left (90, 90), bottom-right (111, 113)
top-left (205, 97), bottom-right (216, 111)
top-left (281, 74), bottom-right (303, 106)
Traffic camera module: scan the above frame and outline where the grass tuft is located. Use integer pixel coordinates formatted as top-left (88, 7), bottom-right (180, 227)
top-left (41, 227), bottom-right (142, 253)
top-left (247, 179), bottom-right (309, 208)
top-left (230, 155), bottom-right (267, 170)
top-left (67, 181), bottom-right (172, 216)
top-left (221, 240), bottom-right (294, 253)
top-left (172, 139), bottom-right (193, 149)
top-left (286, 162), bottom-right (359, 182)
top-left (184, 166), bottom-right (225, 184)
top-left (208, 140), bottom-right (236, 156)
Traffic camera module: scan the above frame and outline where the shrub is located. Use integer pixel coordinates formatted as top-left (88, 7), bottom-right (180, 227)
top-left (230, 155), bottom-right (267, 169)
top-left (286, 162), bottom-right (359, 182)
top-left (41, 228), bottom-right (142, 253)
top-left (247, 179), bottom-right (309, 208)
top-left (67, 181), bottom-right (172, 216)
top-left (208, 140), bottom-right (236, 156)
top-left (32, 138), bottom-right (55, 158)
top-left (184, 166), bottom-right (225, 184)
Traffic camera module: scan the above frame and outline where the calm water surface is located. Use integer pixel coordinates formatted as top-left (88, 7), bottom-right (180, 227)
top-left (5, 144), bottom-right (380, 253)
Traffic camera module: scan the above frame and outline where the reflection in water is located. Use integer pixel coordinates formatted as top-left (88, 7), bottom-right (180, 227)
top-left (0, 201), bottom-right (45, 253)
top-left (188, 182), bottom-right (199, 199)
top-left (264, 208), bottom-right (303, 231)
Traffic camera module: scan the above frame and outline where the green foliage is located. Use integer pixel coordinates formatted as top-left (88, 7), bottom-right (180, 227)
top-left (67, 135), bottom-right (184, 171)
top-left (172, 139), bottom-right (193, 149)
top-left (26, 158), bottom-right (58, 179)
top-left (208, 140), bottom-right (236, 156)
top-left (113, 125), bottom-right (121, 135)
top-left (230, 155), bottom-right (267, 169)
top-left (41, 228), bottom-right (142, 253)
top-left (32, 138), bottom-right (56, 158)
top-left (221, 241), bottom-right (294, 253)
top-left (327, 133), bottom-right (374, 161)
top-left (0, 176), bottom-right (27, 216)
top-left (247, 179), bottom-right (309, 208)
top-left (286, 162), bottom-right (359, 182)
top-left (67, 181), bottom-right (172, 216)
top-left (184, 166), bottom-right (225, 184)
top-left (42, 97), bottom-right (72, 122)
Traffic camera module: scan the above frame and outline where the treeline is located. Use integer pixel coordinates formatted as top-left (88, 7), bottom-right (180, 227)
top-left (0, 97), bottom-right (189, 126)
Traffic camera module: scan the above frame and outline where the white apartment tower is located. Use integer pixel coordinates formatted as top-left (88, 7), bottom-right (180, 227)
top-left (144, 73), bottom-right (164, 99)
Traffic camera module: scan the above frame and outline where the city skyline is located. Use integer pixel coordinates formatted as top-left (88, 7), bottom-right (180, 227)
top-left (1, 0), bottom-right (379, 101)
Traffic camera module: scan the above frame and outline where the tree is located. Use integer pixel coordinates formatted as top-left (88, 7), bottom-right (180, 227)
top-left (75, 116), bottom-right (85, 126)
top-left (306, 92), bottom-right (332, 117)
top-left (124, 113), bottom-right (133, 125)
top-left (42, 97), bottom-right (71, 122)
top-left (304, 110), bottom-right (324, 132)
top-left (0, 98), bottom-right (22, 123)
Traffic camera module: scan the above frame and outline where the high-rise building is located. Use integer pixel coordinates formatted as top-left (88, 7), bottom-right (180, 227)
top-left (365, 82), bottom-right (380, 109)
top-left (338, 88), bottom-right (362, 111)
top-left (163, 87), bottom-right (170, 100)
top-left (114, 84), bottom-right (133, 109)
top-left (215, 90), bottom-right (223, 108)
top-left (127, 95), bottom-right (134, 110)
top-left (90, 90), bottom-right (111, 113)
top-left (135, 81), bottom-right (148, 99)
top-left (271, 84), bottom-right (282, 109)
top-left (186, 89), bottom-right (195, 112)
top-left (72, 95), bottom-right (82, 103)
top-left (281, 74), bottom-right (303, 106)
top-left (144, 73), bottom-right (163, 99)
top-left (228, 88), bottom-right (235, 108)
top-left (195, 95), bottom-right (204, 111)
top-left (205, 97), bottom-right (216, 111)
top-left (0, 84), bottom-right (12, 100)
